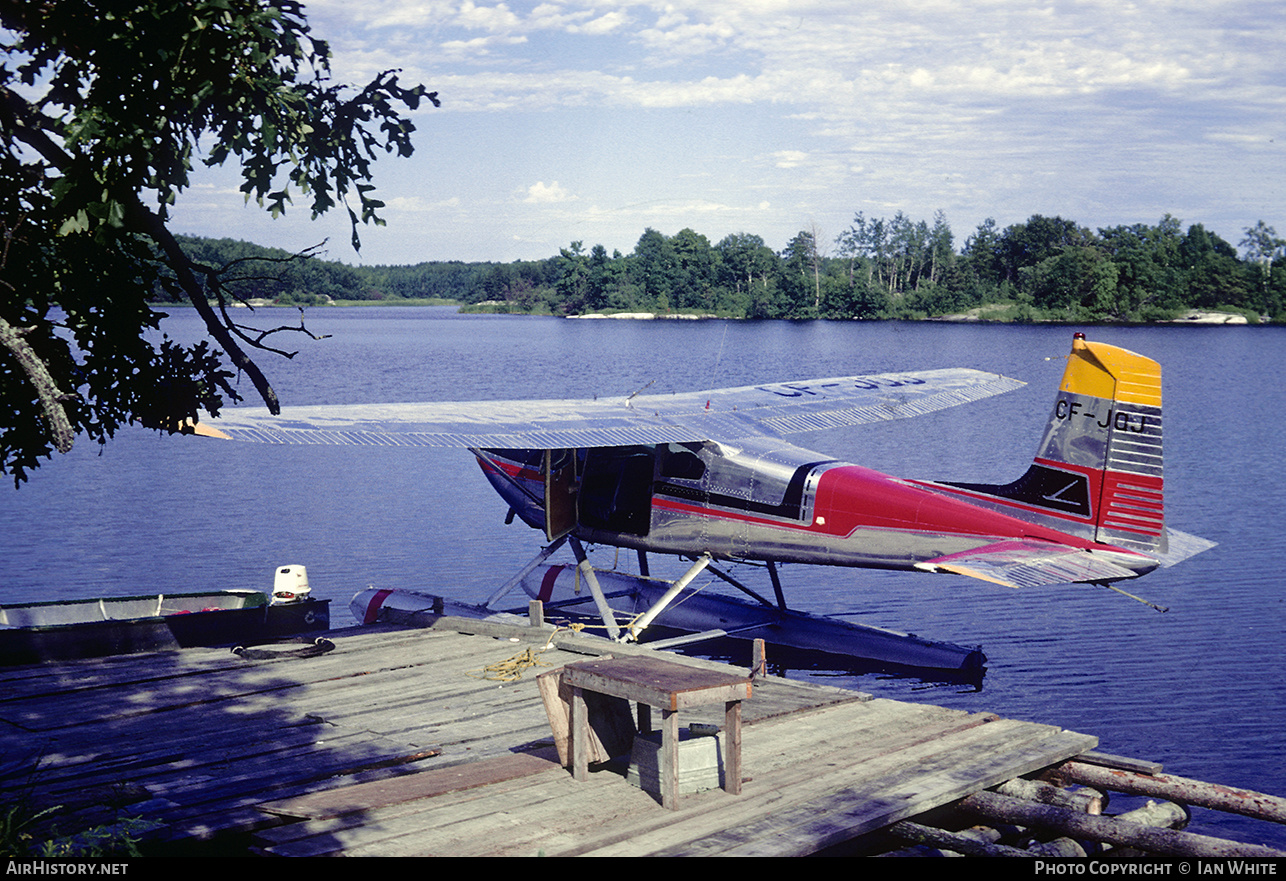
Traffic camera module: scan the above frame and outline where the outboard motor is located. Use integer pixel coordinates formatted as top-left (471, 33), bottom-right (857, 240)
top-left (272, 565), bottom-right (312, 604)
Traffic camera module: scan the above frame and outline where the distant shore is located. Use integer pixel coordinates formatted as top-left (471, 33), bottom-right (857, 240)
top-left (170, 299), bottom-right (1265, 324)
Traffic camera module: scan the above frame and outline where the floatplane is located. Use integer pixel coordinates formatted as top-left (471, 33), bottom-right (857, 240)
top-left (188, 334), bottom-right (1214, 676)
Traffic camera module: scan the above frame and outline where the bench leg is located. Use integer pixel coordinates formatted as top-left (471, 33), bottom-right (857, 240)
top-left (725, 700), bottom-right (742, 795)
top-left (661, 708), bottom-right (679, 810)
top-left (571, 685), bottom-right (588, 782)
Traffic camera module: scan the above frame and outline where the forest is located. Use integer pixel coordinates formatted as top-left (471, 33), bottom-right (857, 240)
top-left (164, 213), bottom-right (1286, 324)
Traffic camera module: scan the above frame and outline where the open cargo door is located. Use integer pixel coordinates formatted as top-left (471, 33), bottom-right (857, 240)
top-left (543, 449), bottom-right (578, 541)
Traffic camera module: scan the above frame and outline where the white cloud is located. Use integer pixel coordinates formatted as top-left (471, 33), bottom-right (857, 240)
top-left (456, 1), bottom-right (525, 33)
top-left (523, 181), bottom-right (577, 203)
top-left (440, 34), bottom-right (529, 58)
top-left (386, 196), bottom-right (462, 212)
top-left (574, 10), bottom-right (632, 36)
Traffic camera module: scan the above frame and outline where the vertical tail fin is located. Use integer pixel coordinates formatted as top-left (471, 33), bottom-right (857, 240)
top-left (944, 333), bottom-right (1167, 555)
top-left (1039, 333), bottom-right (1166, 553)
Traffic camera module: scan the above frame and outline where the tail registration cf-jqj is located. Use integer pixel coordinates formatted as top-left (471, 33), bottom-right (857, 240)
top-left (191, 334), bottom-right (1214, 665)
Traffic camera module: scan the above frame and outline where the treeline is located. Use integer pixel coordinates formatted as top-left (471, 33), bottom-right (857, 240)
top-left (165, 214), bottom-right (1286, 322)
top-left (157, 235), bottom-right (559, 307)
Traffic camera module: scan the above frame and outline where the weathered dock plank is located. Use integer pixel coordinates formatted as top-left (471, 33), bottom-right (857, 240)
top-left (285, 717), bottom-right (1093, 858)
top-left (259, 746), bottom-right (563, 822)
top-left (244, 697), bottom-right (1095, 857)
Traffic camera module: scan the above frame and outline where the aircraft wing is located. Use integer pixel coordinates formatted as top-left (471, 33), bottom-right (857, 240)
top-left (190, 367), bottom-right (1024, 449)
top-left (191, 397), bottom-right (711, 449)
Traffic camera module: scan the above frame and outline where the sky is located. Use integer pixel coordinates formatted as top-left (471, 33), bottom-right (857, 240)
top-left (172, 0), bottom-right (1286, 267)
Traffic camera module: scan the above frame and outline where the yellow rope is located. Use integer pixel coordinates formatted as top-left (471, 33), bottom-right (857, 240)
top-left (472, 568), bottom-right (692, 683)
top-left (471, 646), bottom-right (550, 682)
top-left (469, 613), bottom-right (654, 683)
top-left (468, 621), bottom-right (609, 682)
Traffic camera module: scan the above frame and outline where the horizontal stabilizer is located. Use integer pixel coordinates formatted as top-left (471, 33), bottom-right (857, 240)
top-left (1155, 529), bottom-right (1217, 568)
top-left (915, 540), bottom-right (1143, 588)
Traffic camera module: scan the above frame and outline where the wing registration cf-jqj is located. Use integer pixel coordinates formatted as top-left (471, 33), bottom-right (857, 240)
top-left (192, 334), bottom-right (1215, 652)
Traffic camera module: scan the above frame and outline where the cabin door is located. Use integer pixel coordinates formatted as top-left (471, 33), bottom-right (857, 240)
top-left (577, 446), bottom-right (656, 537)
top-left (542, 449), bottom-right (578, 541)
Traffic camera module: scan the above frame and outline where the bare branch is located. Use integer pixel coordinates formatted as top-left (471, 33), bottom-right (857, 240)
top-left (0, 217), bottom-right (76, 453)
top-left (0, 316), bottom-right (76, 455)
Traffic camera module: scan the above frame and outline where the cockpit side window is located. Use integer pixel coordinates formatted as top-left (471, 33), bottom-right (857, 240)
top-left (659, 443), bottom-right (706, 481)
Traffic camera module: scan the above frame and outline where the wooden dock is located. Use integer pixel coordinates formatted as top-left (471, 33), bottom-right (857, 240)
top-left (2, 616), bottom-right (1283, 857)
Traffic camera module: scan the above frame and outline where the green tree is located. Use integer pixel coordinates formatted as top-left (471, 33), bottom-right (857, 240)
top-left (925, 210), bottom-right (955, 287)
top-left (555, 241), bottom-right (591, 313)
top-left (1097, 216), bottom-right (1185, 318)
top-left (1178, 224), bottom-right (1246, 309)
top-left (1029, 245), bottom-right (1121, 318)
top-left (997, 215), bottom-right (1089, 288)
top-left (1240, 221), bottom-right (1286, 313)
top-left (669, 227), bottom-right (715, 311)
top-left (630, 228), bottom-right (678, 308)
top-left (714, 232), bottom-right (775, 316)
top-left (960, 217), bottom-right (1005, 291)
top-left (1240, 221), bottom-right (1285, 273)
top-left (0, 0), bottom-right (434, 484)
top-left (781, 227), bottom-right (822, 315)
top-left (888, 212), bottom-right (926, 296)
top-left (834, 212), bottom-right (873, 290)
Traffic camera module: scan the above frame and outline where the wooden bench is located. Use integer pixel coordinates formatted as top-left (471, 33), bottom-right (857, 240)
top-left (562, 656), bottom-right (752, 809)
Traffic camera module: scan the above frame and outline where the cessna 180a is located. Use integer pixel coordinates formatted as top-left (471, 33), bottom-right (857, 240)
top-left (190, 334), bottom-right (1214, 667)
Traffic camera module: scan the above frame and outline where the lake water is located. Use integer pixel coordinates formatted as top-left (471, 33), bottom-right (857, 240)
top-left (3, 307), bottom-right (1283, 849)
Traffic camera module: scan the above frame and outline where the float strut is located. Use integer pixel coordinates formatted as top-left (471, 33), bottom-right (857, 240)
top-left (704, 561), bottom-right (777, 609)
top-left (568, 537), bottom-right (621, 640)
top-left (626, 553), bottom-right (713, 642)
top-left (483, 535), bottom-right (568, 609)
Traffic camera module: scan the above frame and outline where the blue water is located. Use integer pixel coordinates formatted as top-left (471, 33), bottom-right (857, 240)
top-left (2, 308), bottom-right (1282, 848)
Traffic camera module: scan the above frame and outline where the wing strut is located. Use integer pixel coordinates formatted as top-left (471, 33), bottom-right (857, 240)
top-left (767, 561), bottom-right (788, 611)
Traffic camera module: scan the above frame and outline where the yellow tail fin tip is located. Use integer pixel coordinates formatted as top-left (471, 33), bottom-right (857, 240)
top-left (1061, 336), bottom-right (1161, 407)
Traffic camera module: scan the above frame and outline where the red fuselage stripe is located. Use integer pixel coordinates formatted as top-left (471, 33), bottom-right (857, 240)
top-left (362, 588), bottom-right (394, 625)
top-left (538, 566), bottom-right (560, 602)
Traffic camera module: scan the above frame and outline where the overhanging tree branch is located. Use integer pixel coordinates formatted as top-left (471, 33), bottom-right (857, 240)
top-left (1, 84), bottom-right (282, 414)
top-left (0, 316), bottom-right (76, 453)
top-left (0, 2), bottom-right (433, 482)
